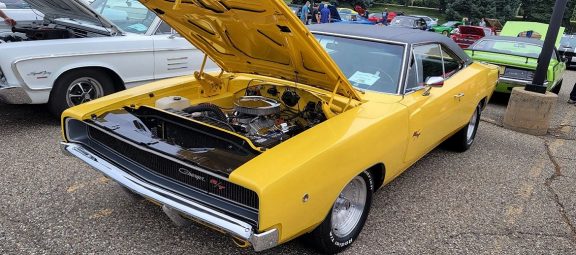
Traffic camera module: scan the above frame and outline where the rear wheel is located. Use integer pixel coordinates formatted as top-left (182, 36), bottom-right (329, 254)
top-left (48, 69), bottom-right (115, 116)
top-left (306, 171), bottom-right (373, 253)
top-left (442, 30), bottom-right (449, 36)
top-left (445, 103), bottom-right (481, 152)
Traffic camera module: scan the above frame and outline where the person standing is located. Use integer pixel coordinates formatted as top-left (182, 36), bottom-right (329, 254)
top-left (320, 3), bottom-right (330, 24)
top-left (300, 1), bottom-right (310, 25)
top-left (311, 3), bottom-right (320, 24)
top-left (479, 18), bottom-right (486, 27)
top-left (569, 82), bottom-right (576, 104)
top-left (382, 8), bottom-right (389, 25)
top-left (0, 9), bottom-right (16, 26)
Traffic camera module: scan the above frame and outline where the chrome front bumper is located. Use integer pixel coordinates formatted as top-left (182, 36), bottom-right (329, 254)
top-left (0, 86), bottom-right (32, 104)
top-left (60, 142), bottom-right (278, 251)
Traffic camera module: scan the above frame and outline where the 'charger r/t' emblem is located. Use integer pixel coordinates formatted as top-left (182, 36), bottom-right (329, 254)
top-left (413, 131), bottom-right (421, 138)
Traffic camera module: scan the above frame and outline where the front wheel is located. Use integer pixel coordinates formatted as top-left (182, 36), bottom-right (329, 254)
top-left (306, 171), bottom-right (374, 253)
top-left (48, 69), bottom-right (115, 116)
top-left (445, 103), bottom-right (481, 152)
top-left (442, 30), bottom-right (449, 36)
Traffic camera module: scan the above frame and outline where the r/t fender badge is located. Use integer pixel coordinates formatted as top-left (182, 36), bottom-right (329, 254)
top-left (413, 130), bottom-right (421, 138)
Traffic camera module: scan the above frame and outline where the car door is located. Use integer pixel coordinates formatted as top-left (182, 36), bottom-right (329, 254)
top-left (151, 20), bottom-right (210, 80)
top-left (402, 43), bottom-right (466, 164)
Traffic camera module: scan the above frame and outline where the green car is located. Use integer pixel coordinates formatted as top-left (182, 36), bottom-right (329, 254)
top-left (430, 21), bottom-right (462, 36)
top-left (464, 22), bottom-right (566, 93)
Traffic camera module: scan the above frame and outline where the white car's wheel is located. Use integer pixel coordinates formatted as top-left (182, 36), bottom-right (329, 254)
top-left (307, 171), bottom-right (374, 253)
top-left (49, 69), bottom-right (115, 116)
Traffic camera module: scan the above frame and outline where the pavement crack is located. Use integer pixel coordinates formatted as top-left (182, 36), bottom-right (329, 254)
top-left (480, 117), bottom-right (503, 127)
top-left (544, 139), bottom-right (576, 243)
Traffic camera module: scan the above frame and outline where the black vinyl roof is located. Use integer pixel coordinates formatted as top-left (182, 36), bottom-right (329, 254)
top-left (309, 24), bottom-right (471, 63)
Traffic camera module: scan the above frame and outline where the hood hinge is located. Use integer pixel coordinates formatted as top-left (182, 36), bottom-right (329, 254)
top-left (195, 55), bottom-right (222, 97)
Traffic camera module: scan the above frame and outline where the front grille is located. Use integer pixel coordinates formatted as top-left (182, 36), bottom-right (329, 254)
top-left (87, 126), bottom-right (259, 210)
top-left (502, 67), bottom-right (534, 80)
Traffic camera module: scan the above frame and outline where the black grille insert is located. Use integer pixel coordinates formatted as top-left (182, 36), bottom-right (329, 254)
top-left (87, 126), bottom-right (259, 210)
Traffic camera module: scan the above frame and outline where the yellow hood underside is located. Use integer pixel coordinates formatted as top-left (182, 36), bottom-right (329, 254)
top-left (138, 0), bottom-right (361, 101)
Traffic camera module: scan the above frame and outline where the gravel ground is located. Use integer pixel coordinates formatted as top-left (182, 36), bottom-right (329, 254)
top-left (1, 71), bottom-right (575, 254)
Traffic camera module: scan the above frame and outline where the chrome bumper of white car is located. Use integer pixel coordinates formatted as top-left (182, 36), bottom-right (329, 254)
top-left (60, 142), bottom-right (279, 251)
top-left (0, 86), bottom-right (32, 104)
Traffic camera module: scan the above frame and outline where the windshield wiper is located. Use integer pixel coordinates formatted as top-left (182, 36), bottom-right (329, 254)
top-left (354, 87), bottom-right (365, 94)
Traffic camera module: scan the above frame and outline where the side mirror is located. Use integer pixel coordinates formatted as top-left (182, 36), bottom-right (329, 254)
top-left (425, 76), bottom-right (445, 87)
top-left (561, 55), bottom-right (569, 63)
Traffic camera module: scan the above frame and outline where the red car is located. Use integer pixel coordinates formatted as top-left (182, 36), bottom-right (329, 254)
top-left (367, 11), bottom-right (397, 23)
top-left (450, 25), bottom-right (494, 49)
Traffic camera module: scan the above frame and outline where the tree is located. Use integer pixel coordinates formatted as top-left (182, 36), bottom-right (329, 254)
top-left (445, 0), bottom-right (521, 23)
top-left (521, 0), bottom-right (575, 32)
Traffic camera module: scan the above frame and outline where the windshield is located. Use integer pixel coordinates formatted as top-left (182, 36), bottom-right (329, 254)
top-left (560, 36), bottom-right (576, 48)
top-left (90, 0), bottom-right (155, 34)
top-left (316, 34), bottom-right (405, 94)
top-left (390, 17), bottom-right (414, 27)
top-left (472, 39), bottom-right (544, 59)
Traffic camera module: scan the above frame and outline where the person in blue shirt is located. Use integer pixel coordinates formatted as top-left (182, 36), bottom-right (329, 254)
top-left (382, 8), bottom-right (388, 25)
top-left (300, 1), bottom-right (310, 25)
top-left (320, 3), bottom-right (331, 23)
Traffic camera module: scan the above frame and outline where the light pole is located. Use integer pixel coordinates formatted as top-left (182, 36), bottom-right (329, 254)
top-left (526, 0), bottom-right (568, 93)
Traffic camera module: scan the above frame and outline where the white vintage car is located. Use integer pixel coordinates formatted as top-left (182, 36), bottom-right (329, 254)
top-left (0, 0), bottom-right (214, 115)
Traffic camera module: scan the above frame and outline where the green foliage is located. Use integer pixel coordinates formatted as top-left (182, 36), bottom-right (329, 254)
top-left (520, 0), bottom-right (575, 32)
top-left (445, 0), bottom-right (521, 23)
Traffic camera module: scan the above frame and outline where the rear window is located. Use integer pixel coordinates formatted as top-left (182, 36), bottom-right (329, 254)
top-left (471, 39), bottom-right (543, 59)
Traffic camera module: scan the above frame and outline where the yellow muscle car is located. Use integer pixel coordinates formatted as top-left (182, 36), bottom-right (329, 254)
top-left (60, 0), bottom-right (498, 253)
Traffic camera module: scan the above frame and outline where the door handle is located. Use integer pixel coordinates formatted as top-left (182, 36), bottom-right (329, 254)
top-left (454, 93), bottom-right (465, 101)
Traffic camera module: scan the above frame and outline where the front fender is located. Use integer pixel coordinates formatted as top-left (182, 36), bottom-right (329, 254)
top-left (230, 102), bottom-right (409, 243)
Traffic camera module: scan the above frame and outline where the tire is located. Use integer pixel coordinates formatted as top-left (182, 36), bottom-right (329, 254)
top-left (445, 103), bottom-right (481, 152)
top-left (550, 80), bottom-right (562, 94)
top-left (442, 30), bottom-right (449, 36)
top-left (48, 69), bottom-right (116, 117)
top-left (306, 171), bottom-right (374, 254)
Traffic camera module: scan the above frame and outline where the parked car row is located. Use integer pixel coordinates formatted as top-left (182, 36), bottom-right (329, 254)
top-left (0, 1), bottom-right (569, 254)
top-left (60, 1), bottom-right (499, 254)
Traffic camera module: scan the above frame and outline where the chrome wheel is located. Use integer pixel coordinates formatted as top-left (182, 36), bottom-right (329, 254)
top-left (466, 107), bottom-right (479, 144)
top-left (331, 176), bottom-right (367, 238)
top-left (66, 77), bottom-right (104, 107)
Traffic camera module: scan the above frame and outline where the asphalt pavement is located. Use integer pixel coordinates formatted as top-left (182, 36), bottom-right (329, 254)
top-left (1, 72), bottom-right (575, 254)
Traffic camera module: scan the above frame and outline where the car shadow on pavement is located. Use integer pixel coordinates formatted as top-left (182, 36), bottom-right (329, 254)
top-left (0, 103), bottom-right (60, 127)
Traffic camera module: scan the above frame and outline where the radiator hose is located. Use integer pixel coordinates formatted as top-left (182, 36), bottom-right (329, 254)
top-left (182, 103), bottom-right (227, 122)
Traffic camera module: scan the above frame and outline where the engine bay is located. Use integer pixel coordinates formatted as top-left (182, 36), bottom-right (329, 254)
top-left (0, 23), bottom-right (106, 43)
top-left (156, 84), bottom-right (327, 150)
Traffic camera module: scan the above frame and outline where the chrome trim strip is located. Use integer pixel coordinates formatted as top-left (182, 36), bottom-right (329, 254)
top-left (499, 77), bottom-right (548, 86)
top-left (9, 48), bottom-right (191, 92)
top-left (60, 142), bottom-right (278, 251)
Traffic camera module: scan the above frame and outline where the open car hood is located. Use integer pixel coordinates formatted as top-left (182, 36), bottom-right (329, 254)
top-left (500, 21), bottom-right (564, 47)
top-left (138, 0), bottom-right (361, 101)
top-left (24, 0), bottom-right (120, 34)
top-left (458, 26), bottom-right (485, 36)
